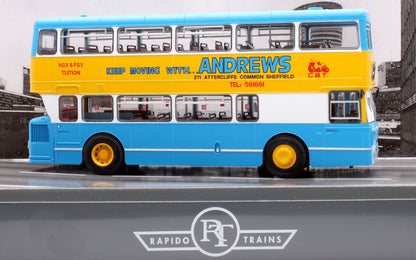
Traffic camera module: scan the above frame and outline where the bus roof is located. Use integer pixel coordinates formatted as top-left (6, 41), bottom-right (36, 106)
top-left (33, 9), bottom-right (370, 29)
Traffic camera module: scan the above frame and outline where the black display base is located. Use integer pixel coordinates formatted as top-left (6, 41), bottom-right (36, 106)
top-left (0, 181), bottom-right (415, 259)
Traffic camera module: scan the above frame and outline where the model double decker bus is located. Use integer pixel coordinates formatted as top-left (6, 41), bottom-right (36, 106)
top-left (29, 8), bottom-right (378, 178)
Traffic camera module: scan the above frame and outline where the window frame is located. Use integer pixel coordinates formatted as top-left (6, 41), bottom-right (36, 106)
top-left (175, 95), bottom-right (232, 122)
top-left (37, 29), bottom-right (57, 55)
top-left (117, 26), bottom-right (172, 54)
top-left (299, 21), bottom-right (360, 50)
top-left (117, 95), bottom-right (172, 122)
top-left (59, 96), bottom-right (78, 122)
top-left (329, 91), bottom-right (361, 123)
top-left (176, 25), bottom-right (232, 52)
top-left (82, 95), bottom-right (114, 122)
top-left (236, 94), bottom-right (259, 122)
top-left (61, 27), bottom-right (114, 55)
top-left (236, 23), bottom-right (295, 52)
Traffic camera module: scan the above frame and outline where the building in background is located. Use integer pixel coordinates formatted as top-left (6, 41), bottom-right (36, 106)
top-left (375, 62), bottom-right (401, 156)
top-left (0, 77), bottom-right (6, 90)
top-left (400, 0), bottom-right (416, 156)
top-left (0, 68), bottom-right (44, 158)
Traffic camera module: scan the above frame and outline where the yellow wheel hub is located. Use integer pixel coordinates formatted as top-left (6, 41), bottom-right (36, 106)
top-left (91, 143), bottom-right (114, 167)
top-left (272, 144), bottom-right (297, 169)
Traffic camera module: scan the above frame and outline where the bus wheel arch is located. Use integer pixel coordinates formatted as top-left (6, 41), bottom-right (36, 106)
top-left (83, 133), bottom-right (125, 175)
top-left (261, 134), bottom-right (309, 178)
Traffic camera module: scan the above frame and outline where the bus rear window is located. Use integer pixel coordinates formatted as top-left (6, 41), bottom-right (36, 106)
top-left (300, 22), bottom-right (359, 49)
top-left (329, 91), bottom-right (360, 122)
top-left (38, 29), bottom-right (57, 55)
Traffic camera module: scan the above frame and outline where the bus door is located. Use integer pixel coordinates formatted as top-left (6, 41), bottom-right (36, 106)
top-left (55, 96), bottom-right (81, 164)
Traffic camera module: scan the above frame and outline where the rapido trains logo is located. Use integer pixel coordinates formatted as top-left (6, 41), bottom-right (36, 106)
top-left (133, 207), bottom-right (297, 257)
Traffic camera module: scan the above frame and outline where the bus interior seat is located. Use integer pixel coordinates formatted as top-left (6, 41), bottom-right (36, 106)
top-left (119, 44), bottom-right (124, 53)
top-left (190, 42), bottom-right (198, 51)
top-left (163, 43), bottom-right (171, 52)
top-left (243, 112), bottom-right (252, 120)
top-left (177, 44), bottom-right (184, 51)
top-left (64, 46), bottom-right (75, 53)
top-left (185, 112), bottom-right (192, 121)
top-left (273, 41), bottom-right (282, 49)
top-left (215, 41), bottom-right (223, 50)
top-left (196, 112), bottom-right (204, 120)
top-left (200, 43), bottom-right (208, 51)
top-left (127, 45), bottom-right (137, 52)
top-left (88, 45), bottom-right (99, 53)
top-left (103, 46), bottom-right (112, 53)
top-left (151, 44), bottom-right (161, 52)
top-left (224, 43), bottom-right (230, 50)
top-left (78, 47), bottom-right (87, 53)
top-left (322, 40), bottom-right (333, 48)
top-left (209, 113), bottom-right (217, 120)
top-left (147, 111), bottom-right (156, 120)
top-left (139, 43), bottom-right (147, 52)
top-left (219, 111), bottom-right (227, 120)
top-left (245, 41), bottom-right (254, 49)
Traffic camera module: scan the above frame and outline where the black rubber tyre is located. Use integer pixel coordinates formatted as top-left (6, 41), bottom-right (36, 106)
top-left (83, 134), bottom-right (124, 175)
top-left (263, 135), bottom-right (308, 178)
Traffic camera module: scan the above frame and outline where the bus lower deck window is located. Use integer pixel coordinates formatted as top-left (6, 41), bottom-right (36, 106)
top-left (59, 96), bottom-right (77, 122)
top-left (236, 95), bottom-right (259, 121)
top-left (176, 95), bottom-right (232, 121)
top-left (329, 91), bottom-right (361, 122)
top-left (117, 95), bottom-right (172, 122)
top-left (82, 96), bottom-right (113, 122)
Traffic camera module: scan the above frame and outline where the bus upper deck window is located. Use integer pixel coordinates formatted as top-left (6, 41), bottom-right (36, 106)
top-left (300, 22), bottom-right (359, 50)
top-left (61, 28), bottom-right (113, 55)
top-left (176, 25), bottom-right (232, 52)
top-left (237, 24), bottom-right (294, 51)
top-left (118, 27), bottom-right (172, 54)
top-left (38, 29), bottom-right (57, 55)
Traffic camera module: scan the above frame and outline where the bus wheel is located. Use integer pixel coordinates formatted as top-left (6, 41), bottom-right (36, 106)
top-left (83, 134), bottom-right (124, 175)
top-left (263, 135), bottom-right (307, 178)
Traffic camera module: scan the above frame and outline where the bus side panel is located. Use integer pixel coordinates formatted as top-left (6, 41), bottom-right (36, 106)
top-left (173, 123), bottom-right (236, 166)
top-left (53, 123), bottom-right (82, 164)
top-left (125, 123), bottom-right (175, 165)
top-left (255, 123), bottom-right (377, 168)
top-left (309, 122), bottom-right (378, 167)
